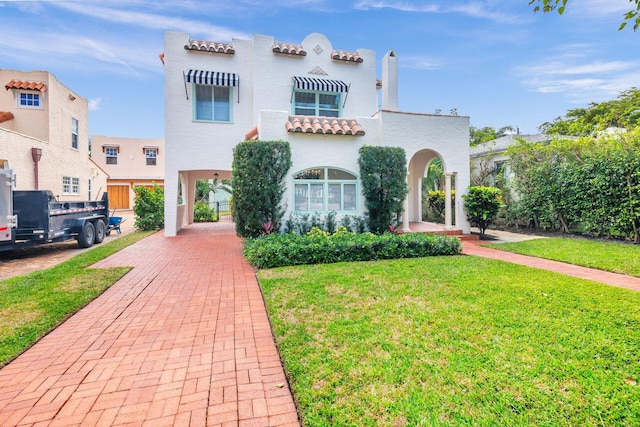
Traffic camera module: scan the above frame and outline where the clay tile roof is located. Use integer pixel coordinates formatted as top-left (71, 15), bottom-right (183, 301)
top-left (0, 111), bottom-right (14, 123)
top-left (184, 39), bottom-right (235, 55)
top-left (272, 42), bottom-right (306, 56)
top-left (286, 116), bottom-right (365, 136)
top-left (4, 80), bottom-right (47, 92)
top-left (244, 126), bottom-right (259, 141)
top-left (331, 50), bottom-right (363, 63)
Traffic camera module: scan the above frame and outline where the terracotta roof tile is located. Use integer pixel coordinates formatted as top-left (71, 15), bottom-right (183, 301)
top-left (331, 50), bottom-right (363, 63)
top-left (286, 116), bottom-right (365, 136)
top-left (184, 39), bottom-right (235, 55)
top-left (272, 42), bottom-right (306, 56)
top-left (0, 111), bottom-right (14, 123)
top-left (245, 126), bottom-right (259, 141)
top-left (4, 80), bottom-right (47, 92)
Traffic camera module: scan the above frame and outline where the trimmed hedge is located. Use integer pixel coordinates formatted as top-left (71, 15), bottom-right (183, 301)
top-left (243, 232), bottom-right (462, 269)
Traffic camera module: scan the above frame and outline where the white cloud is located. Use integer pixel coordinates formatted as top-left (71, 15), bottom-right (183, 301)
top-left (51, 2), bottom-right (248, 40)
top-left (352, 0), bottom-right (518, 22)
top-left (88, 97), bottom-right (102, 111)
top-left (400, 55), bottom-right (442, 70)
top-left (515, 49), bottom-right (640, 103)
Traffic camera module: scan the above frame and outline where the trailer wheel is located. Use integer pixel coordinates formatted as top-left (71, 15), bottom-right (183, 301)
top-left (94, 220), bottom-right (106, 244)
top-left (77, 221), bottom-right (95, 248)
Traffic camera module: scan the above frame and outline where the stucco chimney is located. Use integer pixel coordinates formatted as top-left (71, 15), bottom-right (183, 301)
top-left (382, 50), bottom-right (399, 111)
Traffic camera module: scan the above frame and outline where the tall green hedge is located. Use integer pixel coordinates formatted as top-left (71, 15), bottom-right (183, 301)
top-left (507, 129), bottom-right (640, 242)
top-left (358, 145), bottom-right (408, 234)
top-left (232, 140), bottom-right (292, 238)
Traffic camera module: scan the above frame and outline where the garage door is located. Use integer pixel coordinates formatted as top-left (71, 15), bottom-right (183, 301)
top-left (107, 185), bottom-right (129, 209)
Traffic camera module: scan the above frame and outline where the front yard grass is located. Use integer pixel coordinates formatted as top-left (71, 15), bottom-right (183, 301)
top-left (484, 237), bottom-right (640, 277)
top-left (0, 231), bottom-right (153, 367)
top-left (259, 256), bottom-right (640, 426)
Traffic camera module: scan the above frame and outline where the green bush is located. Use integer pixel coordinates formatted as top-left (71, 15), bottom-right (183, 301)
top-left (232, 140), bottom-right (292, 237)
top-left (133, 184), bottom-right (164, 231)
top-left (462, 186), bottom-right (503, 238)
top-left (243, 231), bottom-right (461, 269)
top-left (358, 145), bottom-right (408, 234)
top-left (193, 202), bottom-right (216, 222)
top-left (424, 190), bottom-right (456, 222)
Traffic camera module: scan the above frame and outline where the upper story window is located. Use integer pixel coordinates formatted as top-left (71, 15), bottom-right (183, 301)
top-left (105, 147), bottom-right (118, 165)
top-left (194, 85), bottom-right (232, 122)
top-left (63, 176), bottom-right (80, 195)
top-left (71, 118), bottom-right (79, 149)
top-left (18, 92), bottom-right (41, 108)
top-left (145, 149), bottom-right (157, 166)
top-left (291, 76), bottom-right (348, 118)
top-left (293, 167), bottom-right (358, 212)
top-left (185, 70), bottom-right (238, 124)
top-left (294, 91), bottom-right (340, 117)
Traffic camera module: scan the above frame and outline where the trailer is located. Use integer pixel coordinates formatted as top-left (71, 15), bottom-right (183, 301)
top-left (0, 162), bottom-right (110, 252)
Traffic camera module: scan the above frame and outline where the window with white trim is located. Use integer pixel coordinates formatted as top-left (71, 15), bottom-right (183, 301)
top-left (293, 90), bottom-right (341, 117)
top-left (145, 149), bottom-right (157, 166)
top-left (71, 118), bottom-right (79, 149)
top-left (293, 167), bottom-right (357, 212)
top-left (18, 92), bottom-right (41, 108)
top-left (63, 176), bottom-right (80, 194)
top-left (194, 84), bottom-right (232, 122)
top-left (105, 147), bottom-right (118, 165)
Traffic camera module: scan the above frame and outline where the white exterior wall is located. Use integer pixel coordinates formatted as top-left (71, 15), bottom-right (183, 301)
top-left (0, 70), bottom-right (102, 201)
top-left (164, 31), bottom-right (471, 236)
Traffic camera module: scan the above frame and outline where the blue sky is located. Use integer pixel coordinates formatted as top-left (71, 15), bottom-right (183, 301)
top-left (1, 0), bottom-right (637, 139)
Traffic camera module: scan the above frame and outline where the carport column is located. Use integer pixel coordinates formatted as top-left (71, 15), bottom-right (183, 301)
top-left (402, 171), bottom-right (411, 233)
top-left (445, 172), bottom-right (453, 229)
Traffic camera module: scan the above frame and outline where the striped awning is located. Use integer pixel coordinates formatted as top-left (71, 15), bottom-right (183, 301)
top-left (185, 70), bottom-right (238, 86)
top-left (292, 76), bottom-right (348, 93)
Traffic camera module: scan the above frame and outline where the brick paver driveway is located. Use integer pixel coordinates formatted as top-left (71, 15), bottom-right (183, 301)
top-left (0, 221), bottom-right (299, 426)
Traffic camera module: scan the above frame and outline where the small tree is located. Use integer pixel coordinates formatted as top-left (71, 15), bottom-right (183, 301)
top-left (232, 140), bottom-right (292, 237)
top-left (358, 145), bottom-right (408, 234)
top-left (133, 183), bottom-right (164, 231)
top-left (462, 186), bottom-right (504, 238)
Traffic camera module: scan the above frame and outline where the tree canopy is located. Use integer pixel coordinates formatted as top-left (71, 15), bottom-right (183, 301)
top-left (470, 125), bottom-right (515, 146)
top-left (529, 0), bottom-right (640, 31)
top-left (539, 88), bottom-right (640, 136)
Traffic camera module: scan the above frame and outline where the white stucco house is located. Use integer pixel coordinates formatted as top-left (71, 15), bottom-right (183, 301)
top-left (91, 135), bottom-right (164, 209)
top-left (163, 32), bottom-right (471, 237)
top-left (0, 69), bottom-right (107, 201)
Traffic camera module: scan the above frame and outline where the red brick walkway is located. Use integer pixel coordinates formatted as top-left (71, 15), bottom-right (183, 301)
top-left (0, 221), bottom-right (299, 427)
top-left (462, 240), bottom-right (640, 292)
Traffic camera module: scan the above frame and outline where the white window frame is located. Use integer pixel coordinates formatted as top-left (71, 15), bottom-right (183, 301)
top-left (145, 149), bottom-right (157, 166)
top-left (17, 91), bottom-right (43, 109)
top-left (71, 118), bottom-right (79, 150)
top-left (293, 89), bottom-right (342, 117)
top-left (192, 84), bottom-right (233, 123)
top-left (293, 167), bottom-right (358, 212)
top-left (105, 147), bottom-right (118, 165)
top-left (63, 176), bottom-right (80, 195)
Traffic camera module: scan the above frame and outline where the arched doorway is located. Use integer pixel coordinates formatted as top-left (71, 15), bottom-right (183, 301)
top-left (404, 149), bottom-right (459, 232)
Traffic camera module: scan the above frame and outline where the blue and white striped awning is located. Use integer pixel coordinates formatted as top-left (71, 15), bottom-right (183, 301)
top-left (185, 69), bottom-right (238, 86)
top-left (292, 76), bottom-right (348, 93)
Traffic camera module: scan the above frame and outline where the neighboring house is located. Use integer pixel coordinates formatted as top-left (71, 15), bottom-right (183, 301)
top-left (163, 32), bottom-right (471, 237)
top-left (91, 135), bottom-right (164, 209)
top-left (470, 134), bottom-right (552, 186)
top-left (0, 69), bottom-right (107, 200)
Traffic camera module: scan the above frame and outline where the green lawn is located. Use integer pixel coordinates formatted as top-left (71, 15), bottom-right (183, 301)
top-left (0, 231), bottom-right (152, 367)
top-left (259, 256), bottom-right (640, 426)
top-left (484, 237), bottom-right (640, 277)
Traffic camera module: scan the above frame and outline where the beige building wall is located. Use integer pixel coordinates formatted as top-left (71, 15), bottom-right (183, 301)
top-left (0, 69), bottom-right (104, 201)
top-left (91, 135), bottom-right (165, 209)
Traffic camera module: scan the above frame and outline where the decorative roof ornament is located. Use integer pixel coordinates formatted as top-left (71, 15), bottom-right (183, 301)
top-left (308, 66), bottom-right (328, 76)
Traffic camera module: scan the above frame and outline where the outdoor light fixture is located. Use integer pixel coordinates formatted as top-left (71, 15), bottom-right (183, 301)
top-left (214, 172), bottom-right (219, 180)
